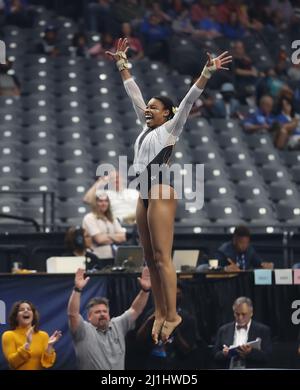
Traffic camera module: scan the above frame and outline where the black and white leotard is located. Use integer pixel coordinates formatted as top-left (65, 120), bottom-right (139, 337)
top-left (123, 77), bottom-right (203, 207)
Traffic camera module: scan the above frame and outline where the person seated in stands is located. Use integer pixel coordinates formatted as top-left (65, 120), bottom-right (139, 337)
top-left (82, 192), bottom-right (126, 259)
top-left (243, 95), bottom-right (276, 133)
top-left (70, 32), bottom-right (90, 58)
top-left (192, 4), bottom-right (223, 40)
top-left (211, 82), bottom-right (241, 119)
top-left (83, 170), bottom-right (138, 225)
top-left (222, 10), bottom-right (246, 40)
top-left (275, 96), bottom-right (300, 150)
top-left (140, 12), bottom-right (171, 63)
top-left (213, 296), bottom-right (272, 369)
top-left (117, 22), bottom-right (144, 61)
top-left (215, 225), bottom-right (273, 271)
top-left (232, 41), bottom-right (258, 103)
top-left (36, 25), bottom-right (60, 57)
top-left (5, 0), bottom-right (36, 28)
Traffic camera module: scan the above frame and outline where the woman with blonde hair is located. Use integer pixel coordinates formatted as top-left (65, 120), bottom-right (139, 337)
top-left (82, 192), bottom-right (126, 259)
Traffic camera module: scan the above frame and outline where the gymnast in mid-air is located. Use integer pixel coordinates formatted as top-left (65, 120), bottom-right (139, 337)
top-left (106, 38), bottom-right (232, 343)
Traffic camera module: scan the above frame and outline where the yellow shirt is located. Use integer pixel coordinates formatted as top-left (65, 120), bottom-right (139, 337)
top-left (1, 327), bottom-right (56, 370)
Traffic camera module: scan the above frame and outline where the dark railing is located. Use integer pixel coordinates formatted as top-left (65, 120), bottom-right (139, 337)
top-left (0, 191), bottom-right (55, 232)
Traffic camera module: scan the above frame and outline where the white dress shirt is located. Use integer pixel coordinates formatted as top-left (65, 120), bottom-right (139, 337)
top-left (232, 320), bottom-right (251, 347)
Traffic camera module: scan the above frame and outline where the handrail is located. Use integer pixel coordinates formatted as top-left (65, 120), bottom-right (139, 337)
top-left (0, 213), bottom-right (40, 232)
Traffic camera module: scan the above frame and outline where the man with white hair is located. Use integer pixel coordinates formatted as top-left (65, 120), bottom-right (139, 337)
top-left (213, 296), bottom-right (272, 369)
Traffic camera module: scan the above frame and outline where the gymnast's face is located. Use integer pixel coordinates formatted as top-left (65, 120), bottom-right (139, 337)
top-left (145, 98), bottom-right (170, 129)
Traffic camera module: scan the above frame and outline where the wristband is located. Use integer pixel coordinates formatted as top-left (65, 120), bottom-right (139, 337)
top-left (141, 287), bottom-right (150, 293)
top-left (116, 58), bottom-right (129, 72)
top-left (115, 50), bottom-right (129, 72)
top-left (74, 286), bottom-right (83, 293)
top-left (201, 59), bottom-right (217, 79)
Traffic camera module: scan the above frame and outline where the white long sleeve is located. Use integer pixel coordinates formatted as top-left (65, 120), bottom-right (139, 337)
top-left (164, 84), bottom-right (203, 137)
top-left (123, 78), bottom-right (147, 126)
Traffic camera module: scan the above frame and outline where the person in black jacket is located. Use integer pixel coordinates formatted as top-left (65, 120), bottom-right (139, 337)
top-left (213, 296), bottom-right (272, 369)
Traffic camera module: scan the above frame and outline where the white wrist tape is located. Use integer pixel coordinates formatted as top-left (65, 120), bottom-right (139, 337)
top-left (115, 50), bottom-right (128, 72)
top-left (201, 60), bottom-right (217, 79)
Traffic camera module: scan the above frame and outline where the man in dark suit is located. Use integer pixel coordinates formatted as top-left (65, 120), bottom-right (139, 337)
top-left (213, 297), bottom-right (272, 369)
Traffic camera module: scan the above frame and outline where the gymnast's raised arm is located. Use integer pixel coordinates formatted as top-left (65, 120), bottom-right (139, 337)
top-left (106, 38), bottom-right (147, 125)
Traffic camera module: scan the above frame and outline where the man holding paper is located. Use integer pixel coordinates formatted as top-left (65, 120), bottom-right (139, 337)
top-left (213, 297), bottom-right (272, 369)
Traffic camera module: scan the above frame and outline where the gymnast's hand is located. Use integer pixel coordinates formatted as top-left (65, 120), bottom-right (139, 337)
top-left (201, 51), bottom-right (232, 79)
top-left (207, 51), bottom-right (232, 71)
top-left (105, 38), bottom-right (129, 62)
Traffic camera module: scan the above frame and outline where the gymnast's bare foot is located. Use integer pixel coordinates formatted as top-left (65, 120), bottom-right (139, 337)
top-left (161, 315), bottom-right (182, 343)
top-left (152, 317), bottom-right (165, 344)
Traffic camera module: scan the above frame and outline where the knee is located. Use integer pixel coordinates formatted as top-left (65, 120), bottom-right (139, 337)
top-left (153, 250), bottom-right (169, 268)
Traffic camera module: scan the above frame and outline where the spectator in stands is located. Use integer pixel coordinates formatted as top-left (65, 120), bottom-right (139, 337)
top-left (118, 22), bottom-right (144, 60)
top-left (232, 41), bottom-right (258, 103)
top-left (215, 225), bottom-right (273, 271)
top-left (190, 0), bottom-right (205, 24)
top-left (112, 0), bottom-right (145, 26)
top-left (85, 0), bottom-right (119, 35)
top-left (36, 25), bottom-right (60, 57)
top-left (222, 10), bottom-right (246, 40)
top-left (217, 0), bottom-right (249, 27)
top-left (171, 3), bottom-right (195, 36)
top-left (211, 82), bottom-right (241, 119)
top-left (0, 59), bottom-right (20, 96)
top-left (193, 4), bottom-right (222, 40)
top-left (82, 192), bottom-right (126, 259)
top-left (68, 267), bottom-right (151, 370)
top-left (288, 63), bottom-right (300, 82)
top-left (83, 170), bottom-right (139, 225)
top-left (88, 32), bottom-right (115, 59)
top-left (4, 0), bottom-right (35, 28)
top-left (1, 300), bottom-right (62, 370)
top-left (213, 296), bottom-right (272, 369)
top-left (243, 95), bottom-right (276, 133)
top-left (70, 32), bottom-right (90, 58)
top-left (275, 96), bottom-right (300, 149)
top-left (140, 12), bottom-right (171, 63)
